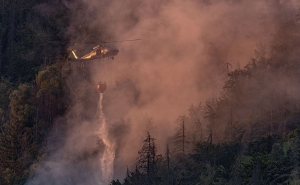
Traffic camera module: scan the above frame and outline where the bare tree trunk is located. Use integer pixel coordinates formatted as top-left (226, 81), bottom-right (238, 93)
top-left (182, 121), bottom-right (185, 155)
top-left (270, 92), bottom-right (273, 135)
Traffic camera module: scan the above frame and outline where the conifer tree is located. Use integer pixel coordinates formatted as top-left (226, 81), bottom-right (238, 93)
top-left (136, 132), bottom-right (158, 185)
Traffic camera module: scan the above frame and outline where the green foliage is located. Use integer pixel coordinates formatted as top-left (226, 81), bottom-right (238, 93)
top-left (35, 62), bottom-right (70, 120)
top-left (0, 83), bottom-right (36, 184)
top-left (36, 65), bottom-right (64, 97)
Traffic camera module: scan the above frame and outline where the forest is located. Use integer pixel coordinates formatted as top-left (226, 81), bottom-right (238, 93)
top-left (2, 0), bottom-right (300, 185)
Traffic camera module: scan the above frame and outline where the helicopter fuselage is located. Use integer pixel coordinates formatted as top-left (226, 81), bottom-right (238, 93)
top-left (70, 44), bottom-right (119, 61)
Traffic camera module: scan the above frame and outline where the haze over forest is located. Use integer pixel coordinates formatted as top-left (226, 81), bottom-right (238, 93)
top-left (2, 0), bottom-right (300, 184)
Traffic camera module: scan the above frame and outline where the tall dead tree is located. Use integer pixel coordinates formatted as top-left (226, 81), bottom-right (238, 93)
top-left (173, 120), bottom-right (185, 155)
top-left (204, 100), bottom-right (218, 144)
top-left (166, 144), bottom-right (170, 170)
top-left (173, 118), bottom-right (191, 157)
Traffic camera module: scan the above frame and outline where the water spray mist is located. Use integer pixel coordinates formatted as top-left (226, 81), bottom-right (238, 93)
top-left (97, 83), bottom-right (116, 184)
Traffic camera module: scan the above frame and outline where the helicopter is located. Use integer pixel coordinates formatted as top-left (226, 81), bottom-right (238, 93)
top-left (69, 39), bottom-right (141, 61)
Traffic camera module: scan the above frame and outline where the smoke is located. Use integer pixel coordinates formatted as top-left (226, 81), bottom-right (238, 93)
top-left (26, 0), bottom-right (300, 183)
top-left (81, 0), bottom-right (281, 177)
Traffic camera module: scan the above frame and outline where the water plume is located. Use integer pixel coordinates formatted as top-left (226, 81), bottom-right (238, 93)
top-left (97, 93), bottom-right (116, 184)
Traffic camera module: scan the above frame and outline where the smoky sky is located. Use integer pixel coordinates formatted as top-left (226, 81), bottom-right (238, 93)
top-left (77, 0), bottom-right (294, 179)
top-left (27, 0), bottom-right (300, 183)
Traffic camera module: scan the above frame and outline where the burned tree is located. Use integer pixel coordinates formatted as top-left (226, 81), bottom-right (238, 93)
top-left (204, 99), bottom-right (218, 144)
top-left (173, 117), bottom-right (191, 157)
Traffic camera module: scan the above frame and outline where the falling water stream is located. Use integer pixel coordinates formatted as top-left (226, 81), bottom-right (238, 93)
top-left (97, 93), bottom-right (116, 184)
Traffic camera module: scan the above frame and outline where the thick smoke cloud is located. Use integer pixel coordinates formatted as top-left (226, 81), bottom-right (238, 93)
top-left (82, 0), bottom-right (278, 177)
top-left (26, 0), bottom-right (300, 184)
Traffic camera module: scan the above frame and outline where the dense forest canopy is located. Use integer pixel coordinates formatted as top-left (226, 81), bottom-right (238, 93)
top-left (1, 0), bottom-right (300, 185)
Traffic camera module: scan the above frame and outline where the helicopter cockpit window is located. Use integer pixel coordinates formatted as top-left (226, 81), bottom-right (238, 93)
top-left (101, 48), bottom-right (109, 54)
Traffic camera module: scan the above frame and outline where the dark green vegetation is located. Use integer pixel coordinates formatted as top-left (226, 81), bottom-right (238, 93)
top-left (1, 0), bottom-right (300, 185)
top-left (0, 0), bottom-right (74, 184)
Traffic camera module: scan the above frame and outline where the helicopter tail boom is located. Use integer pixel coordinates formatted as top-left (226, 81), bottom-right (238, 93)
top-left (71, 50), bottom-right (79, 59)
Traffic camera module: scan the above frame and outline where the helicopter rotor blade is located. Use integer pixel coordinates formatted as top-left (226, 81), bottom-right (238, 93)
top-left (106, 39), bottom-right (141, 43)
top-left (67, 39), bottom-right (141, 44)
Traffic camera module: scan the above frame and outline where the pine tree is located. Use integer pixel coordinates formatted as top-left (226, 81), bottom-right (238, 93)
top-left (136, 132), bottom-right (158, 185)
